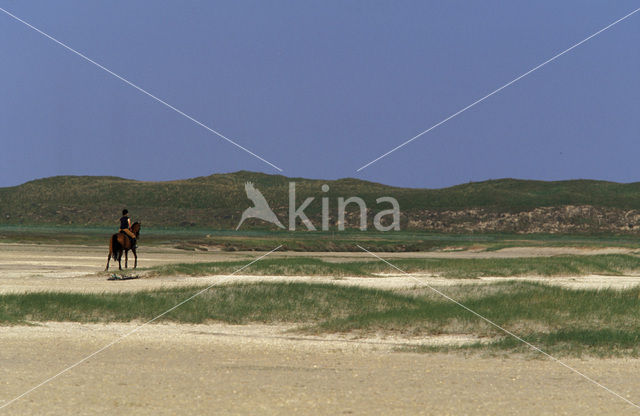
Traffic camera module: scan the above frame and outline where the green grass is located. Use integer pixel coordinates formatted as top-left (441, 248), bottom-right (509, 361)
top-left (0, 225), bottom-right (505, 250)
top-left (0, 283), bottom-right (416, 326)
top-left (403, 328), bottom-right (640, 358)
top-left (144, 254), bottom-right (640, 278)
top-left (147, 257), bottom-right (372, 277)
top-left (4, 224), bottom-right (640, 252)
top-left (4, 281), bottom-right (640, 356)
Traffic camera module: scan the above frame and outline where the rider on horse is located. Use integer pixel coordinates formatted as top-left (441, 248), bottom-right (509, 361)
top-left (106, 213), bottom-right (141, 271)
top-left (119, 209), bottom-right (137, 249)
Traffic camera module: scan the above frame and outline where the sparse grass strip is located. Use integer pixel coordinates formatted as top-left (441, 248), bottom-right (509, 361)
top-left (145, 254), bottom-right (640, 278)
top-left (4, 281), bottom-right (640, 356)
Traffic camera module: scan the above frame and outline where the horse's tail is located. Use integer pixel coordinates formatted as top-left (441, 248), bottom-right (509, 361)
top-left (110, 234), bottom-right (119, 260)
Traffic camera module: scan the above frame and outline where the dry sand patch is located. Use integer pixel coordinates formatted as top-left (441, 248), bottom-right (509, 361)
top-left (1, 322), bottom-right (639, 415)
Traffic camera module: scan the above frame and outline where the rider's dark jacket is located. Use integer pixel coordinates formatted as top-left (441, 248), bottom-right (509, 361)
top-left (120, 216), bottom-right (130, 230)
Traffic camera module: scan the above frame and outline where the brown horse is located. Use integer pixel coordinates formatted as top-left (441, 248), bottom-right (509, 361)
top-left (105, 222), bottom-right (141, 271)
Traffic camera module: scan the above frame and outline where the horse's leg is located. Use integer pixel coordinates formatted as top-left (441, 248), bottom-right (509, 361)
top-left (125, 250), bottom-right (128, 269)
top-left (118, 251), bottom-right (122, 270)
top-left (132, 248), bottom-right (137, 269)
top-left (106, 236), bottom-right (114, 271)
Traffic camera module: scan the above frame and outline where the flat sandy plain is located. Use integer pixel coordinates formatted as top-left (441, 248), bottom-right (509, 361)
top-left (2, 243), bottom-right (640, 415)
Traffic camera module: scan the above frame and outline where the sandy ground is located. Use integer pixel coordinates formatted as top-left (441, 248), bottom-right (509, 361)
top-left (3, 243), bottom-right (640, 414)
top-left (2, 322), bottom-right (640, 415)
top-left (5, 272), bottom-right (640, 295)
top-left (1, 243), bottom-right (640, 294)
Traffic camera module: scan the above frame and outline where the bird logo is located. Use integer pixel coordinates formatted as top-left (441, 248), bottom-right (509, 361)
top-left (235, 182), bottom-right (285, 230)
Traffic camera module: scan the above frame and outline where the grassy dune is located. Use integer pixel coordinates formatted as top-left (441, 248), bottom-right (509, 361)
top-left (5, 171), bottom-right (640, 231)
top-left (3, 281), bottom-right (640, 356)
top-left (145, 254), bottom-right (640, 278)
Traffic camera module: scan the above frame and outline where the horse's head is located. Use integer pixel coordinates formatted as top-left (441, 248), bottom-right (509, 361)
top-left (131, 221), bottom-right (141, 237)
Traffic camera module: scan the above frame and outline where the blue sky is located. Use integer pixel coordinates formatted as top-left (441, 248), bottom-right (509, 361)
top-left (1, 1), bottom-right (638, 188)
